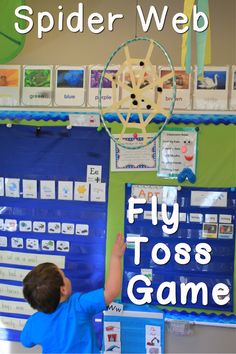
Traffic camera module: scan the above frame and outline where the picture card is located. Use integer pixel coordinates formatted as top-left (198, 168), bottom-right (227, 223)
top-left (218, 224), bottom-right (234, 239)
top-left (19, 220), bottom-right (32, 232)
top-left (41, 240), bottom-right (55, 251)
top-left (26, 239), bottom-right (39, 250)
top-left (0, 65), bottom-right (20, 106)
top-left (90, 183), bottom-right (106, 202)
top-left (75, 224), bottom-right (89, 236)
top-left (5, 178), bottom-right (20, 198)
top-left (74, 182), bottom-right (89, 201)
top-left (33, 221), bottom-right (46, 233)
top-left (22, 65), bottom-right (53, 106)
top-left (5, 219), bottom-right (17, 232)
top-left (11, 237), bottom-right (24, 249)
top-left (159, 66), bottom-right (191, 110)
top-left (48, 222), bottom-right (61, 234)
top-left (88, 65), bottom-right (119, 107)
top-left (121, 64), bottom-right (156, 109)
top-left (193, 66), bottom-right (229, 110)
top-left (54, 66), bottom-right (85, 106)
top-left (22, 179), bottom-right (37, 199)
top-left (0, 177), bottom-right (4, 196)
top-left (0, 236), bottom-right (8, 247)
top-left (58, 181), bottom-right (73, 201)
top-left (62, 223), bottom-right (74, 235)
top-left (229, 66), bottom-right (236, 110)
top-left (202, 223), bottom-right (218, 239)
top-left (56, 241), bottom-right (70, 252)
top-left (40, 180), bottom-right (56, 199)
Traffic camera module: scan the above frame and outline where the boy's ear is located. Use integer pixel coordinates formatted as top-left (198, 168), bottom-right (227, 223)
top-left (60, 284), bottom-right (67, 296)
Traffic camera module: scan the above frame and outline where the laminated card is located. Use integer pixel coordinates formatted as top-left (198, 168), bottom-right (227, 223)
top-left (193, 66), bottom-right (229, 110)
top-left (0, 65), bottom-right (20, 106)
top-left (88, 65), bottom-right (119, 107)
top-left (22, 65), bottom-right (53, 106)
top-left (54, 66), bottom-right (85, 107)
top-left (159, 66), bottom-right (191, 110)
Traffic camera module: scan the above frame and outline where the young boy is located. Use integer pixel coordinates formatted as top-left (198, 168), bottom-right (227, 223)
top-left (21, 233), bottom-right (126, 354)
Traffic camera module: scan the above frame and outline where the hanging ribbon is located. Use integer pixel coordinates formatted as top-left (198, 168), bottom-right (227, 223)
top-left (181, 0), bottom-right (195, 73)
top-left (196, 0), bottom-right (211, 76)
top-left (181, 0), bottom-right (211, 76)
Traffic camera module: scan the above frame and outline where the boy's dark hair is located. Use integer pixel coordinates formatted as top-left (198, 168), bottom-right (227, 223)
top-left (23, 263), bottom-right (64, 314)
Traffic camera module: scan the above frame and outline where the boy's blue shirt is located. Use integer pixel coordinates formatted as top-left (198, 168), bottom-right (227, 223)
top-left (21, 288), bottom-right (106, 354)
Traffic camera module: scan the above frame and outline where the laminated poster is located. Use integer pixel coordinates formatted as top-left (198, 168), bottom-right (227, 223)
top-left (88, 65), bottom-right (119, 107)
top-left (54, 66), bottom-right (85, 106)
top-left (159, 66), bottom-right (191, 110)
top-left (110, 134), bottom-right (158, 171)
top-left (158, 128), bottom-right (198, 178)
top-left (229, 66), bottom-right (236, 110)
top-left (22, 65), bottom-right (53, 106)
top-left (0, 65), bottom-right (20, 106)
top-left (193, 66), bottom-right (229, 110)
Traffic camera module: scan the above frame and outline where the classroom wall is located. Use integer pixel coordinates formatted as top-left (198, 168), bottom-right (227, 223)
top-left (4, 0), bottom-right (236, 353)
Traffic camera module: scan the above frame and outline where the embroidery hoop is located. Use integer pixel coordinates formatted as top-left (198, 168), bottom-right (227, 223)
top-left (98, 37), bottom-right (176, 149)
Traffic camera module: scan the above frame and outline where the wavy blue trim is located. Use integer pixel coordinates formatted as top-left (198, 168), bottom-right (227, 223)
top-left (0, 111), bottom-right (236, 124)
top-left (164, 309), bottom-right (236, 325)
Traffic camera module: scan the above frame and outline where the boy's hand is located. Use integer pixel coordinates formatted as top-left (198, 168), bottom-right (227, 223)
top-left (111, 233), bottom-right (126, 258)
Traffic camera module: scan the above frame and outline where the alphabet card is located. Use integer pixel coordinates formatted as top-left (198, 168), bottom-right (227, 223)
top-left (0, 65), bottom-right (20, 106)
top-left (229, 66), bottom-right (236, 110)
top-left (54, 66), bottom-right (85, 106)
top-left (193, 66), bottom-right (229, 110)
top-left (86, 165), bottom-right (102, 183)
top-left (88, 65), bottom-right (120, 107)
top-left (159, 66), bottom-right (191, 110)
top-left (22, 65), bottom-right (53, 106)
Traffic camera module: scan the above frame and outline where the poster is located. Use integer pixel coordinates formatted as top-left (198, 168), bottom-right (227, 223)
top-left (110, 134), bottom-right (158, 171)
top-left (158, 128), bottom-right (198, 178)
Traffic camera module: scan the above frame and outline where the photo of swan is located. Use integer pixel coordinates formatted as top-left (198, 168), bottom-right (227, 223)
top-left (197, 70), bottom-right (226, 90)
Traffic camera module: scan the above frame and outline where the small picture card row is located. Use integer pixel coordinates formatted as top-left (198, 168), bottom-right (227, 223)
top-left (0, 178), bottom-right (106, 202)
top-left (1, 64), bottom-right (236, 110)
top-left (0, 236), bottom-right (71, 253)
top-left (0, 219), bottom-right (89, 236)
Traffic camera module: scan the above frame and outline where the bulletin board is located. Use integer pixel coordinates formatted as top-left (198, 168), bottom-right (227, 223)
top-left (105, 121), bottom-right (236, 321)
top-left (122, 184), bottom-right (236, 312)
top-left (0, 125), bottom-right (110, 342)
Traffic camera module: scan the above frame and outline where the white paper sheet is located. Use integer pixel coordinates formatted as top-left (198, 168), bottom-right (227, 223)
top-left (0, 251), bottom-right (65, 268)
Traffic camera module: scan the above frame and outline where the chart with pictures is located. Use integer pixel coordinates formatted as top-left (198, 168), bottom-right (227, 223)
top-left (0, 125), bottom-right (110, 341)
top-left (122, 184), bottom-right (236, 311)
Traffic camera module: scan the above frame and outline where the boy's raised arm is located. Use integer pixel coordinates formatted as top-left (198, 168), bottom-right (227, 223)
top-left (104, 233), bottom-right (126, 305)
